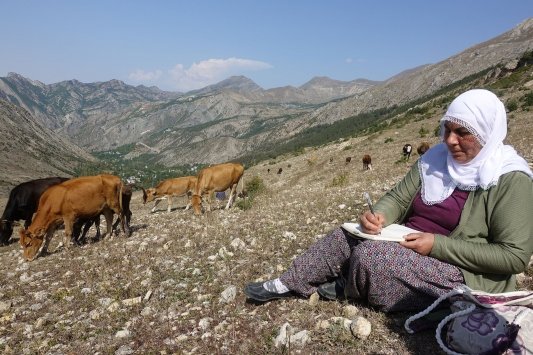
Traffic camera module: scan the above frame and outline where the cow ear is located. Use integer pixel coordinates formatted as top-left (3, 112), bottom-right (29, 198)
top-left (19, 229), bottom-right (28, 245)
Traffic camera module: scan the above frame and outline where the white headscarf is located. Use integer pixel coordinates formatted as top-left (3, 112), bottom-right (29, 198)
top-left (419, 89), bottom-right (533, 205)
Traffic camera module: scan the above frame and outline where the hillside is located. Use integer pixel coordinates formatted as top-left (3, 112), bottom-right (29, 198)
top-left (0, 80), bottom-right (531, 353)
top-left (0, 99), bottom-right (96, 194)
top-left (1, 19), bottom-right (531, 168)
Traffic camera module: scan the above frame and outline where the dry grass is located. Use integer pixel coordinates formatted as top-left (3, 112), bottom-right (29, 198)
top-left (0, 95), bottom-right (531, 354)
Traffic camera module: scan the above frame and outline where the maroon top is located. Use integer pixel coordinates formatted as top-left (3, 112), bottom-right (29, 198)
top-left (404, 189), bottom-right (469, 236)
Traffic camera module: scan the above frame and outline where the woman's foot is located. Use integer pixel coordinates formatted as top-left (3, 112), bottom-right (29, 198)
top-left (317, 277), bottom-right (347, 301)
top-left (244, 279), bottom-right (293, 303)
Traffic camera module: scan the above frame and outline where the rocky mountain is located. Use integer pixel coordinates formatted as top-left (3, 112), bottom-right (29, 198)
top-left (0, 18), bottom-right (532, 169)
top-left (0, 99), bottom-right (96, 194)
top-left (0, 73), bottom-right (182, 136)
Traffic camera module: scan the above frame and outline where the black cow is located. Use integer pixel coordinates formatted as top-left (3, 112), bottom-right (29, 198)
top-left (71, 184), bottom-right (133, 245)
top-left (0, 177), bottom-right (69, 245)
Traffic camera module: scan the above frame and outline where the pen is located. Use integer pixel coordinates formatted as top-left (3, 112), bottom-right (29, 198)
top-left (363, 192), bottom-right (381, 235)
top-left (363, 192), bottom-right (376, 217)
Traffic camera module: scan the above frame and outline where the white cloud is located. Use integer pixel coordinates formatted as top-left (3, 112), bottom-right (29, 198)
top-left (128, 58), bottom-right (272, 92)
top-left (345, 58), bottom-right (353, 63)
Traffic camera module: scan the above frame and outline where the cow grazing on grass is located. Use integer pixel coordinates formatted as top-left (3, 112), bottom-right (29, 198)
top-left (362, 154), bottom-right (372, 170)
top-left (402, 144), bottom-right (412, 160)
top-left (345, 157), bottom-right (352, 164)
top-left (417, 142), bottom-right (430, 156)
top-left (277, 167), bottom-right (283, 174)
top-left (191, 162), bottom-right (244, 215)
top-left (19, 174), bottom-right (128, 261)
top-left (72, 184), bottom-right (133, 244)
top-left (0, 177), bottom-right (69, 245)
top-left (141, 176), bottom-right (197, 213)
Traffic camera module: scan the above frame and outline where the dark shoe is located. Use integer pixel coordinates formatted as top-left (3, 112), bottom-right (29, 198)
top-left (244, 282), bottom-right (293, 303)
top-left (317, 277), bottom-right (347, 301)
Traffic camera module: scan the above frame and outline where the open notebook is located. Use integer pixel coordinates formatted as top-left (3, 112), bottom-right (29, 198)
top-left (341, 223), bottom-right (420, 242)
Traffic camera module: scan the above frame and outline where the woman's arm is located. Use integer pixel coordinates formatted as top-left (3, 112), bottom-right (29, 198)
top-left (430, 172), bottom-right (533, 274)
top-left (373, 162), bottom-right (420, 225)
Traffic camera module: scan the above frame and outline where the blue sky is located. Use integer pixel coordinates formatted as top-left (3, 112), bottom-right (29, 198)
top-left (1, 1), bottom-right (532, 92)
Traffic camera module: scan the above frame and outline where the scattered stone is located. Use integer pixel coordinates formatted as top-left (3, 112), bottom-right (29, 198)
top-left (315, 319), bottom-right (330, 330)
top-left (176, 334), bottom-right (188, 342)
top-left (308, 292), bottom-right (320, 306)
top-left (115, 344), bottom-right (134, 355)
top-left (143, 290), bottom-right (153, 302)
top-left (219, 286), bottom-right (236, 303)
top-left (282, 231), bottom-right (296, 240)
top-left (274, 322), bottom-right (310, 348)
top-left (115, 329), bottom-right (131, 338)
top-left (342, 305), bottom-right (359, 318)
top-left (230, 238), bottom-right (246, 250)
top-left (0, 301), bottom-right (12, 312)
top-left (122, 297), bottom-right (142, 306)
top-left (350, 316), bottom-right (371, 339)
top-left (198, 317), bottom-right (212, 331)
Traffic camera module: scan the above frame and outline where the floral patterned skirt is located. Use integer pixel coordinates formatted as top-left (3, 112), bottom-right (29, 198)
top-left (279, 227), bottom-right (465, 312)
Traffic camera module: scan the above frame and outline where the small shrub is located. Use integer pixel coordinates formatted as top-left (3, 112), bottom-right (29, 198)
top-left (329, 172), bottom-right (348, 187)
top-left (507, 100), bottom-right (518, 112)
top-left (343, 145), bottom-right (352, 151)
top-left (384, 137), bottom-right (394, 143)
top-left (520, 91), bottom-right (533, 108)
top-left (433, 124), bottom-right (441, 137)
top-left (245, 175), bottom-right (266, 197)
top-left (419, 126), bottom-right (429, 138)
top-left (235, 176), bottom-right (265, 210)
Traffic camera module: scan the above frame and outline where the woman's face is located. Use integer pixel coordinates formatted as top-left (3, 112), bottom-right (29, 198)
top-left (443, 121), bottom-right (483, 163)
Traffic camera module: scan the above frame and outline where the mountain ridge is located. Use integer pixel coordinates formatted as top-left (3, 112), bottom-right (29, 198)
top-left (0, 18), bottom-right (532, 176)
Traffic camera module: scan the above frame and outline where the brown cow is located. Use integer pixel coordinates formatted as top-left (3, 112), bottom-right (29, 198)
top-left (362, 154), bottom-right (372, 170)
top-left (345, 157), bottom-right (352, 164)
top-left (191, 162), bottom-right (244, 215)
top-left (142, 176), bottom-right (197, 213)
top-left (19, 174), bottom-right (126, 261)
top-left (417, 142), bottom-right (430, 156)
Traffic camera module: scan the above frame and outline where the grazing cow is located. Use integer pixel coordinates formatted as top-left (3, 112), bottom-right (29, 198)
top-left (267, 168), bottom-right (270, 173)
top-left (362, 154), bottom-right (372, 170)
top-left (277, 168), bottom-right (283, 174)
top-left (417, 142), bottom-right (430, 156)
top-left (72, 184), bottom-right (133, 244)
top-left (402, 144), bottom-right (412, 160)
top-left (345, 157), bottom-right (352, 164)
top-left (191, 162), bottom-right (244, 215)
top-left (141, 176), bottom-right (197, 213)
top-left (330, 157), bottom-right (334, 163)
top-left (0, 177), bottom-right (69, 245)
top-left (19, 174), bottom-right (127, 261)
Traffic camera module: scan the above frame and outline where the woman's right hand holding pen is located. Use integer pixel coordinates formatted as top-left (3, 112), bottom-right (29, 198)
top-left (360, 211), bottom-right (385, 234)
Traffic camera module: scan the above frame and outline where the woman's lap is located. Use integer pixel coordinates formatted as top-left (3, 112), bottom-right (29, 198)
top-left (280, 227), bottom-right (465, 312)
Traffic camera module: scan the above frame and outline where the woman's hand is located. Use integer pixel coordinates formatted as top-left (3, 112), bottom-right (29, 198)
top-left (400, 233), bottom-right (435, 256)
top-left (359, 211), bottom-right (385, 234)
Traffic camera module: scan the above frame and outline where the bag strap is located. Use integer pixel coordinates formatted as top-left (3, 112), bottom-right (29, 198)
top-left (434, 302), bottom-right (476, 355)
top-left (404, 286), bottom-right (467, 334)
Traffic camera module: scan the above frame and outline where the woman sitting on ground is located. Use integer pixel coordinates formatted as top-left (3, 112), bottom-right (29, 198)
top-left (244, 89), bottom-right (533, 312)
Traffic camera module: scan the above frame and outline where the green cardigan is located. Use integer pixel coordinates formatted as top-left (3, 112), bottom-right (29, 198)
top-left (374, 161), bottom-right (533, 293)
